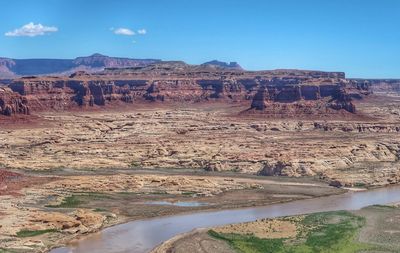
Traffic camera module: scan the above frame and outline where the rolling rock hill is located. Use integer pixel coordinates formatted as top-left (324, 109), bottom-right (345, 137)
top-left (0, 59), bottom-right (373, 117)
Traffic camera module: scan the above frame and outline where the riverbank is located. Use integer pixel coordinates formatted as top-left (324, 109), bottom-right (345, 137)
top-left (49, 184), bottom-right (400, 253)
top-left (0, 169), bottom-right (342, 253)
top-left (153, 204), bottom-right (400, 253)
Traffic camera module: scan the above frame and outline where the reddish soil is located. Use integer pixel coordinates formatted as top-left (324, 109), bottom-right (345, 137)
top-left (0, 114), bottom-right (45, 129)
top-left (0, 169), bottom-right (54, 196)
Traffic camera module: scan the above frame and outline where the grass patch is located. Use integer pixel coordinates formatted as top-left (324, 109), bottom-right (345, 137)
top-left (16, 229), bottom-right (58, 238)
top-left (0, 249), bottom-right (18, 253)
top-left (301, 211), bottom-right (368, 252)
top-left (74, 192), bottom-right (113, 199)
top-left (46, 195), bottom-right (84, 208)
top-left (208, 230), bottom-right (284, 252)
top-left (93, 208), bottom-right (108, 212)
top-left (148, 191), bottom-right (168, 195)
top-left (209, 211), bottom-right (374, 253)
top-left (181, 191), bottom-right (197, 196)
top-left (371, 204), bottom-right (397, 209)
top-left (129, 161), bottom-right (142, 168)
top-left (353, 182), bottom-right (366, 187)
top-left (117, 191), bottom-right (141, 195)
top-left (0, 249), bottom-right (15, 253)
top-left (46, 192), bottom-right (112, 208)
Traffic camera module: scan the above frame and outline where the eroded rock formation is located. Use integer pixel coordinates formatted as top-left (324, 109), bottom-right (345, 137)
top-left (0, 87), bottom-right (29, 116)
top-left (1, 63), bottom-right (371, 116)
top-left (250, 79), bottom-right (363, 114)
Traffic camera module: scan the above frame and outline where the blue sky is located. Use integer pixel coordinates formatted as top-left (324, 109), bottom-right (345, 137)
top-left (1, 0), bottom-right (399, 78)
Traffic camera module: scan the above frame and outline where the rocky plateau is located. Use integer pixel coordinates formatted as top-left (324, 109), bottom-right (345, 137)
top-left (0, 59), bottom-right (376, 118)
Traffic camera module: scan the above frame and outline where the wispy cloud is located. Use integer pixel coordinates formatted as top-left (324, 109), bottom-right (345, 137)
top-left (5, 22), bottom-right (58, 37)
top-left (137, 29), bottom-right (146, 35)
top-left (113, 28), bottom-right (135, 36)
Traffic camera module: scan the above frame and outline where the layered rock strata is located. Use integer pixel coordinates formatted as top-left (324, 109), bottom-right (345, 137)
top-left (2, 64), bottom-right (371, 116)
top-left (0, 87), bottom-right (29, 116)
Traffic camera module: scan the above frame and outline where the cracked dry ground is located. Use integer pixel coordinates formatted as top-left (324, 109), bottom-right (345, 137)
top-left (1, 95), bottom-right (400, 187)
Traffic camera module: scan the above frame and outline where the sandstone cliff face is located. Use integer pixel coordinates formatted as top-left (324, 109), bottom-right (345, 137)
top-left (250, 79), bottom-right (361, 113)
top-left (251, 85), bottom-right (356, 113)
top-left (367, 79), bottom-right (400, 93)
top-left (2, 66), bottom-right (370, 116)
top-left (0, 87), bottom-right (29, 116)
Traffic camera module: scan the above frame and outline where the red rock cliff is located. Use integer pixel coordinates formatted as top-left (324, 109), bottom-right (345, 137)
top-left (3, 65), bottom-right (370, 116)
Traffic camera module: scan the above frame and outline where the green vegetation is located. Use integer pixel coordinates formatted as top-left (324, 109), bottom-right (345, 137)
top-left (209, 211), bottom-right (374, 253)
top-left (300, 211), bottom-right (368, 252)
top-left (116, 191), bottom-right (141, 195)
top-left (353, 182), bottom-right (366, 188)
top-left (129, 161), bottom-right (142, 168)
top-left (74, 192), bottom-right (113, 199)
top-left (148, 191), bottom-right (168, 195)
top-left (46, 195), bottom-right (83, 208)
top-left (16, 229), bottom-right (58, 238)
top-left (0, 249), bottom-right (18, 253)
top-left (0, 249), bottom-right (15, 253)
top-left (181, 191), bottom-right (197, 196)
top-left (46, 192), bottom-right (111, 208)
top-left (208, 230), bottom-right (285, 252)
top-left (371, 204), bottom-right (397, 209)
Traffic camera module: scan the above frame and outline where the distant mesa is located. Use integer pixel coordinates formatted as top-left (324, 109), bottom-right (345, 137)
top-left (201, 60), bottom-right (243, 70)
top-left (0, 54), bottom-right (243, 78)
top-left (0, 53), bottom-right (161, 78)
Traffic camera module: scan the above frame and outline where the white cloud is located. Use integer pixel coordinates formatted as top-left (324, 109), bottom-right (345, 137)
top-left (5, 22), bottom-right (58, 37)
top-left (137, 29), bottom-right (146, 35)
top-left (114, 28), bottom-right (135, 36)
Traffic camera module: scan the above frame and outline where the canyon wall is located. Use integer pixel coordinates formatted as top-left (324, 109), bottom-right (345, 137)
top-left (250, 83), bottom-right (358, 114)
top-left (367, 79), bottom-right (400, 93)
top-left (0, 87), bottom-right (29, 116)
top-left (0, 65), bottom-right (371, 116)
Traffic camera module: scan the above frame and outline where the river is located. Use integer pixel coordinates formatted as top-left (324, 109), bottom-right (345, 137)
top-left (51, 185), bottom-right (400, 253)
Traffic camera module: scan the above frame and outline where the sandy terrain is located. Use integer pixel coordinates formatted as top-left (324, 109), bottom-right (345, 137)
top-left (213, 218), bottom-right (299, 239)
top-left (0, 95), bottom-right (399, 187)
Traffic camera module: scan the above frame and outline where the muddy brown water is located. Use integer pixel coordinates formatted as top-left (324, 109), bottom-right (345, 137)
top-left (51, 185), bottom-right (400, 253)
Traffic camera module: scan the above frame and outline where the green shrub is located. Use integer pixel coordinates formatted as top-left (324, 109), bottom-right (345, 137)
top-left (16, 229), bottom-right (58, 238)
top-left (46, 195), bottom-right (83, 208)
